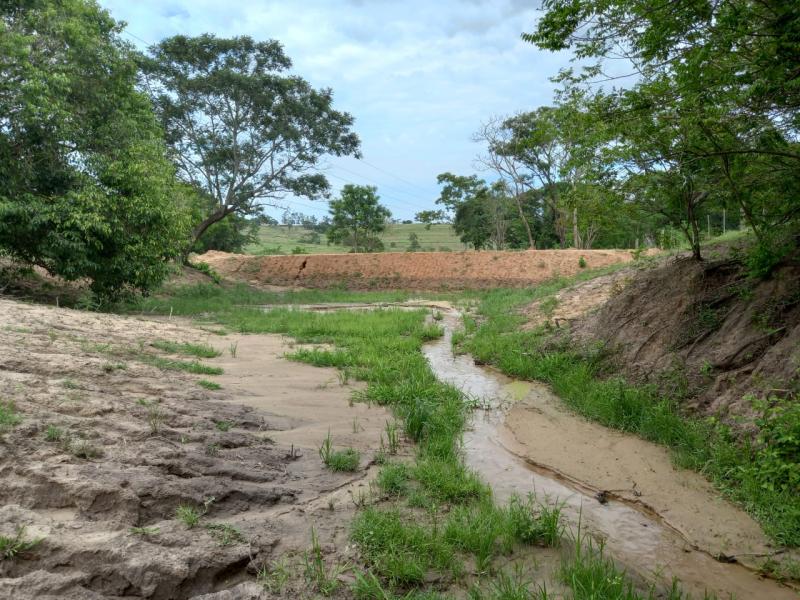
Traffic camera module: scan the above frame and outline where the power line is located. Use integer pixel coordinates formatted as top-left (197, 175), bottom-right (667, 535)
top-left (356, 157), bottom-right (433, 196)
top-left (323, 172), bottom-right (431, 213)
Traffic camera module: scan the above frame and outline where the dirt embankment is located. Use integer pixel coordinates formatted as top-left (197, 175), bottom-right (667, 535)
top-left (0, 299), bottom-right (393, 599)
top-left (198, 249), bottom-right (636, 290)
top-left (526, 251), bottom-right (800, 421)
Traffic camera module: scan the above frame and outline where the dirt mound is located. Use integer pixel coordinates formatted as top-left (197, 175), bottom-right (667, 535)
top-left (198, 249), bottom-right (636, 290)
top-left (558, 253), bottom-right (800, 420)
top-left (0, 298), bottom-right (391, 598)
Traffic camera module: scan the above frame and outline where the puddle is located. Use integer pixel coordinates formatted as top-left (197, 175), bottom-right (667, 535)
top-left (423, 311), bottom-right (795, 599)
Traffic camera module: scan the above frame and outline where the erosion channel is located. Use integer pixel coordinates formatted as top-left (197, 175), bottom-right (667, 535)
top-left (421, 308), bottom-right (794, 599)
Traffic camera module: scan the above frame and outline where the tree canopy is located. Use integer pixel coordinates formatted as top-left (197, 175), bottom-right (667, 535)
top-left (140, 34), bottom-right (361, 245)
top-left (0, 0), bottom-right (189, 300)
top-left (327, 185), bottom-right (391, 253)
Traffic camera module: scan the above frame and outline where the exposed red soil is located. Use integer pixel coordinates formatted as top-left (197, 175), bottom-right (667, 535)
top-left (198, 249), bottom-right (637, 290)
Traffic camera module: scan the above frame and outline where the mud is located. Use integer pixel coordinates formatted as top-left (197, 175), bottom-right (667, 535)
top-left (424, 310), bottom-right (796, 599)
top-left (0, 298), bottom-right (388, 599)
top-left (199, 248), bottom-right (636, 290)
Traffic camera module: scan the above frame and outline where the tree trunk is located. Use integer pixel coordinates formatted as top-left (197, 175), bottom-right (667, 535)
top-left (190, 207), bottom-right (234, 249)
top-left (514, 194), bottom-right (535, 249)
top-left (573, 206), bottom-right (580, 249)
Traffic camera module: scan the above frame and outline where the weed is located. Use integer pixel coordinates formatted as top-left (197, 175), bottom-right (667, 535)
top-left (69, 438), bottom-right (102, 459)
top-left (376, 462), bottom-right (410, 497)
top-left (337, 368), bottom-right (350, 385)
top-left (215, 420), bottom-right (233, 432)
top-left (352, 416), bottom-right (361, 433)
top-left (0, 526), bottom-right (43, 560)
top-left (0, 401), bottom-right (22, 432)
top-left (229, 341), bottom-right (238, 358)
top-left (44, 425), bottom-right (64, 442)
top-left (539, 296), bottom-right (559, 318)
top-left (205, 443), bottom-right (221, 457)
top-left (319, 430), bottom-right (360, 472)
top-left (198, 379), bottom-right (221, 390)
top-left (469, 567), bottom-right (544, 600)
top-left (62, 378), bottom-right (79, 389)
top-left (351, 508), bottom-right (458, 587)
top-left (258, 557), bottom-right (291, 594)
top-left (175, 498), bottom-right (214, 529)
top-left (136, 398), bottom-right (150, 406)
top-left (129, 526), bottom-right (159, 537)
top-left (141, 355), bottom-right (223, 375)
top-left (151, 339), bottom-right (221, 358)
top-left (432, 310), bottom-right (444, 321)
top-left (147, 404), bottom-right (165, 435)
top-left (205, 523), bottom-right (246, 546)
top-left (304, 528), bottom-right (346, 596)
top-left (384, 420), bottom-right (400, 454)
top-left (578, 256), bottom-right (587, 268)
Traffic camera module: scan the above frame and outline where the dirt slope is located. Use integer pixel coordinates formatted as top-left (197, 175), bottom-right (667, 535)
top-left (199, 248), bottom-right (636, 290)
top-left (0, 299), bottom-right (392, 599)
top-left (569, 254), bottom-right (800, 419)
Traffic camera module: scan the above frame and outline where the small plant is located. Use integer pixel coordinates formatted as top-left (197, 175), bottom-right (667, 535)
top-left (129, 526), bottom-right (159, 537)
top-left (198, 379), bottom-right (221, 390)
top-left (189, 260), bottom-right (222, 284)
top-left (0, 526), bottom-right (43, 560)
top-left (62, 378), bottom-right (79, 389)
top-left (352, 416), bottom-right (361, 434)
top-left (258, 557), bottom-right (291, 593)
top-left (147, 404), bottom-right (165, 435)
top-left (432, 310), bottom-right (443, 321)
top-left (205, 442), bottom-right (221, 457)
top-left (318, 432), bottom-right (360, 473)
top-left (136, 398), bottom-right (150, 407)
top-left (304, 528), bottom-right (346, 596)
top-left (337, 368), bottom-right (350, 385)
top-left (151, 339), bottom-right (221, 359)
top-left (384, 420), bottom-right (400, 455)
top-left (205, 523), bottom-right (246, 546)
top-left (69, 438), bottom-right (102, 459)
top-left (376, 462), bottom-right (410, 497)
top-left (215, 420), bottom-right (233, 432)
top-left (229, 341), bottom-right (238, 358)
top-left (578, 256), bottom-right (587, 268)
top-left (319, 430), bottom-right (333, 464)
top-left (44, 425), bottom-right (64, 442)
top-left (0, 401), bottom-right (22, 432)
top-left (176, 497), bottom-right (214, 529)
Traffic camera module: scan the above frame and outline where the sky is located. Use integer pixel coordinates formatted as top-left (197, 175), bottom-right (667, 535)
top-left (99, 0), bottom-right (573, 221)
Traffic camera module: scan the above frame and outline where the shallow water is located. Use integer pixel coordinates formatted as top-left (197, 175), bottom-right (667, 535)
top-left (423, 310), bottom-right (795, 599)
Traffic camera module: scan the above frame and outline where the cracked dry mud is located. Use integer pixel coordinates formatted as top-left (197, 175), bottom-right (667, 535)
top-left (0, 298), bottom-right (392, 599)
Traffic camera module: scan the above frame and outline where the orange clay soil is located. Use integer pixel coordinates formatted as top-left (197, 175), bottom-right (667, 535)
top-left (198, 248), bottom-right (637, 290)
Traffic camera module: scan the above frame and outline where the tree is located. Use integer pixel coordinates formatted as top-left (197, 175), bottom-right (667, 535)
top-left (327, 185), bottom-right (391, 252)
top-left (415, 209), bottom-right (447, 230)
top-left (0, 0), bottom-right (189, 300)
top-left (140, 34), bottom-right (361, 246)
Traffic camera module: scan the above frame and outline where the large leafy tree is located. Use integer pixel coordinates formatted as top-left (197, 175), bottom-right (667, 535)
top-left (140, 35), bottom-right (361, 245)
top-left (327, 185), bottom-right (390, 253)
top-left (0, 0), bottom-right (189, 299)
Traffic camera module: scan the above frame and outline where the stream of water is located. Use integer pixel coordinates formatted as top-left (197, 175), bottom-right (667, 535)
top-left (423, 310), bottom-right (795, 599)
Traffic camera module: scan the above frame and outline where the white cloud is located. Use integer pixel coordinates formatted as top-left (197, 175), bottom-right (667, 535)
top-left (100, 0), bottom-right (572, 219)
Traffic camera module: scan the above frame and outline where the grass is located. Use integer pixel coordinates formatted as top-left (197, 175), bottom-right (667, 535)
top-left (305, 527), bottom-right (347, 596)
top-left (0, 526), bottom-right (43, 560)
top-left (0, 401), bottom-right (22, 432)
top-left (319, 431), bottom-right (360, 472)
top-left (44, 424), bottom-right (65, 442)
top-left (215, 420), bottom-right (233, 432)
top-left (129, 526), bottom-right (159, 537)
top-left (198, 379), bottom-right (222, 390)
top-left (175, 501), bottom-right (212, 529)
top-left (205, 522), bottom-right (246, 546)
top-left (141, 354), bottom-right (223, 375)
top-left (462, 267), bottom-right (800, 546)
top-left (151, 339), bottom-right (221, 358)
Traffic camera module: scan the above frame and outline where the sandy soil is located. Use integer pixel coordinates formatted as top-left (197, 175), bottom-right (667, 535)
top-left (199, 249), bottom-right (636, 290)
top-left (0, 298), bottom-right (393, 599)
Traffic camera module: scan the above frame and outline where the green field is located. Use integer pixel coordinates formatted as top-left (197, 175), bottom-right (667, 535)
top-left (245, 223), bottom-right (465, 255)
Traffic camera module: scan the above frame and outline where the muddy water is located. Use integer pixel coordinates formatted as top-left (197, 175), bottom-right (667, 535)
top-left (423, 311), bottom-right (795, 599)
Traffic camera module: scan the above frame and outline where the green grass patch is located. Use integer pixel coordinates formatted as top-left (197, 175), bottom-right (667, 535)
top-left (0, 401), bottom-right (22, 432)
top-left (198, 379), bottom-right (222, 390)
top-left (141, 355), bottom-right (223, 376)
top-left (151, 339), bottom-right (221, 358)
top-left (0, 526), bottom-right (42, 560)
